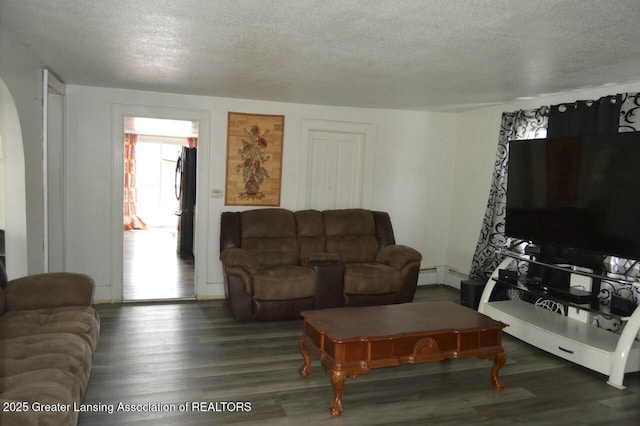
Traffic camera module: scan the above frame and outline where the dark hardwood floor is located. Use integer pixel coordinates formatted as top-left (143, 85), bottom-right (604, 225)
top-left (123, 227), bottom-right (195, 301)
top-left (80, 286), bottom-right (640, 425)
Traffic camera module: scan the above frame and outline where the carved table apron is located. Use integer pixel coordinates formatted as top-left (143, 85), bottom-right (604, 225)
top-left (298, 301), bottom-right (507, 416)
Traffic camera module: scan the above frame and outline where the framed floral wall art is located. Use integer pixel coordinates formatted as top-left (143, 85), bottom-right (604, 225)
top-left (225, 112), bottom-right (285, 206)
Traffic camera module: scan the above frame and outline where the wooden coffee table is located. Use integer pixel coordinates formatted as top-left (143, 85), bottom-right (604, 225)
top-left (298, 301), bottom-right (507, 416)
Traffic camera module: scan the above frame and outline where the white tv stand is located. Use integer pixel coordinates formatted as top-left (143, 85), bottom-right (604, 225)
top-left (478, 251), bottom-right (640, 389)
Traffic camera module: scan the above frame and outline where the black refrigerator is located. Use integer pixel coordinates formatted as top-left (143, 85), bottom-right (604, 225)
top-left (175, 146), bottom-right (197, 258)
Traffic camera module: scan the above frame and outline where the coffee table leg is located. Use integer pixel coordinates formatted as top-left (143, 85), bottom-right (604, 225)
top-left (491, 351), bottom-right (506, 391)
top-left (328, 369), bottom-right (347, 416)
top-left (298, 338), bottom-right (311, 378)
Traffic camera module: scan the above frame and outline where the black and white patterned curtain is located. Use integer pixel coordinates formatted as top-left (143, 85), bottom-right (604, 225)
top-left (603, 94), bottom-right (640, 310)
top-left (468, 107), bottom-right (548, 280)
top-left (469, 92), bottom-right (640, 286)
top-left (619, 92), bottom-right (640, 132)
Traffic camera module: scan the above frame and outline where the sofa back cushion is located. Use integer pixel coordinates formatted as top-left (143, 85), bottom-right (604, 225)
top-left (295, 210), bottom-right (327, 263)
top-left (241, 209), bottom-right (299, 267)
top-left (323, 209), bottom-right (379, 262)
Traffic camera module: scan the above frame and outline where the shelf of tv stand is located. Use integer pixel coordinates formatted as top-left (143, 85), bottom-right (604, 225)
top-left (499, 248), bottom-right (640, 287)
top-left (482, 298), bottom-right (632, 355)
top-left (478, 257), bottom-right (640, 390)
top-left (492, 278), bottom-right (616, 319)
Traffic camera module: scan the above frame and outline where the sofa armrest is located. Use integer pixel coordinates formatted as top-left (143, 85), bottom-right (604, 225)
top-left (378, 245), bottom-right (422, 304)
top-left (220, 248), bottom-right (258, 275)
top-left (4, 272), bottom-right (95, 311)
top-left (313, 262), bottom-right (345, 309)
top-left (376, 245), bottom-right (422, 270)
top-left (220, 248), bottom-right (259, 296)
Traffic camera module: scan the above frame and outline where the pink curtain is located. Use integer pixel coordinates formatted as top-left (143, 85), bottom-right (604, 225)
top-left (123, 133), bottom-right (147, 230)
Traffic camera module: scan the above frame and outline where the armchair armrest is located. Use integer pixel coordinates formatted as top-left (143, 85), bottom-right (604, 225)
top-left (377, 245), bottom-right (422, 304)
top-left (220, 248), bottom-right (259, 275)
top-left (376, 245), bottom-right (422, 270)
top-left (4, 272), bottom-right (95, 311)
top-left (220, 248), bottom-right (259, 295)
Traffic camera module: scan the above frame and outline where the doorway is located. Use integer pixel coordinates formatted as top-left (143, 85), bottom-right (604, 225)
top-left (122, 116), bottom-right (198, 301)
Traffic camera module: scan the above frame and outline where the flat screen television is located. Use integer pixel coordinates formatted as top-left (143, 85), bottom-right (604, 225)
top-left (505, 132), bottom-right (640, 264)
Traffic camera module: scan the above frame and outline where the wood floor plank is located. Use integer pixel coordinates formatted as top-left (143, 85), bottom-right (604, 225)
top-left (123, 227), bottom-right (195, 301)
top-left (79, 286), bottom-right (640, 425)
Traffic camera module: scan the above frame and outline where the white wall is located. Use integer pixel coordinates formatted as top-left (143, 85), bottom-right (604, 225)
top-left (0, 133), bottom-right (4, 229)
top-left (0, 25), bottom-right (44, 278)
top-left (447, 82), bottom-right (640, 287)
top-left (64, 85), bottom-right (456, 301)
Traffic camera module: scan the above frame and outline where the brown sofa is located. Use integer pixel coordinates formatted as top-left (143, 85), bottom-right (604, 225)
top-left (0, 263), bottom-right (100, 426)
top-left (220, 208), bottom-right (422, 321)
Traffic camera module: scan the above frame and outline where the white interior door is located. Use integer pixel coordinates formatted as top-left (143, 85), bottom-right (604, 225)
top-left (306, 130), bottom-right (364, 209)
top-left (298, 119), bottom-right (376, 211)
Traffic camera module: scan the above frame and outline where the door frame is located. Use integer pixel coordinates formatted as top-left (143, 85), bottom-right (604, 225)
top-left (42, 69), bottom-right (66, 273)
top-left (111, 104), bottom-right (210, 301)
top-left (297, 119), bottom-right (376, 210)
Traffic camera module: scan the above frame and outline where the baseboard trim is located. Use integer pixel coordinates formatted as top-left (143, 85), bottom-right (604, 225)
top-left (418, 265), bottom-right (470, 290)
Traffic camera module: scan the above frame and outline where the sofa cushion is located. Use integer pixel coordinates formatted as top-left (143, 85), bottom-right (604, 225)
top-left (241, 209), bottom-right (297, 239)
top-left (324, 209), bottom-right (379, 262)
top-left (296, 209), bottom-right (325, 237)
top-left (241, 209), bottom-right (299, 267)
top-left (253, 266), bottom-right (316, 300)
top-left (0, 271), bottom-right (99, 426)
top-left (0, 306), bottom-right (101, 352)
top-left (241, 238), bottom-right (299, 267)
top-left (344, 263), bottom-right (402, 295)
top-left (0, 333), bottom-right (93, 385)
top-left (0, 324), bottom-right (97, 426)
top-left (4, 273), bottom-right (95, 311)
top-left (0, 367), bottom-right (83, 426)
top-left (323, 209), bottom-right (376, 237)
top-left (325, 236), bottom-right (379, 263)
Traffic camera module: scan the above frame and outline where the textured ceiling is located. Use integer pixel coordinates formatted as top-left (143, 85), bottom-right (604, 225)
top-left (2, 0), bottom-right (640, 112)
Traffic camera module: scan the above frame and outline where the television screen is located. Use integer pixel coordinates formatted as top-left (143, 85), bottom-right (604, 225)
top-left (505, 132), bottom-right (640, 262)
